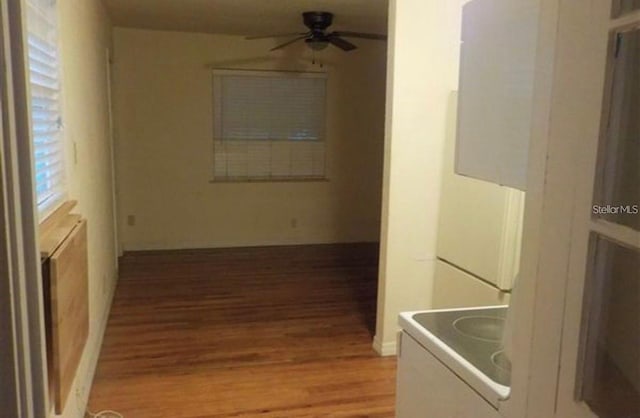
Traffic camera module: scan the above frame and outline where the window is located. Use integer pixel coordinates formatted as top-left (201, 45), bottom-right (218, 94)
top-left (577, 26), bottom-right (640, 418)
top-left (580, 235), bottom-right (639, 418)
top-left (26, 0), bottom-right (65, 218)
top-left (612, 0), bottom-right (640, 18)
top-left (212, 70), bottom-right (327, 182)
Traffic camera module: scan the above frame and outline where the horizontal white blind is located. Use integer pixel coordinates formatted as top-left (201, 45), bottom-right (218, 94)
top-left (213, 71), bottom-right (327, 181)
top-left (213, 140), bottom-right (326, 180)
top-left (26, 0), bottom-right (65, 218)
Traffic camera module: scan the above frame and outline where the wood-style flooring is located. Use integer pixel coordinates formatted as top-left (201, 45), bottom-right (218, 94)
top-left (87, 243), bottom-right (397, 418)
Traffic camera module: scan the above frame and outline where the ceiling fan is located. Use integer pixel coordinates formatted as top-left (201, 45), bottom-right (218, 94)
top-left (246, 11), bottom-right (387, 52)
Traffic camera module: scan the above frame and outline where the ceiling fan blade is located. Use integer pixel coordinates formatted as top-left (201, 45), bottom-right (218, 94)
top-left (331, 31), bottom-right (387, 41)
top-left (270, 36), bottom-right (308, 51)
top-left (329, 36), bottom-right (357, 51)
top-left (246, 32), bottom-right (310, 40)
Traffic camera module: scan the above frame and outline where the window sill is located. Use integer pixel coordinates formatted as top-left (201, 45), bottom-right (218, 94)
top-left (209, 177), bottom-right (330, 184)
top-left (38, 200), bottom-right (81, 259)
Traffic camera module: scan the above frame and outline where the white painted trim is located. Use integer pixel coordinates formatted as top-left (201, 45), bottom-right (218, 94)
top-left (120, 239), bottom-right (381, 253)
top-left (520, 1), bottom-right (611, 417)
top-left (497, 0), bottom-right (562, 416)
top-left (0, 3), bottom-right (23, 415)
top-left (610, 8), bottom-right (640, 28)
top-left (1, 0), bottom-right (49, 416)
top-left (105, 47), bottom-right (121, 261)
top-left (372, 333), bottom-right (398, 357)
top-left (554, 5), bottom-right (639, 417)
top-left (589, 218), bottom-right (640, 249)
top-left (497, 189), bottom-right (525, 290)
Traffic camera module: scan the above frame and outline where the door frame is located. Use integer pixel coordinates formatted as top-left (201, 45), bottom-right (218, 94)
top-left (522, 0), bottom-right (611, 414)
top-left (1, 0), bottom-right (49, 416)
top-left (0, 3), bottom-right (22, 414)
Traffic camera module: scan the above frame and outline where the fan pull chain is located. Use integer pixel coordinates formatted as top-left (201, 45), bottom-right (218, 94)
top-left (311, 51), bottom-right (324, 68)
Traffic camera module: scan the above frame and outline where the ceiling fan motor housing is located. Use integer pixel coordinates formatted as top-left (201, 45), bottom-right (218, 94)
top-left (254, 11), bottom-right (385, 53)
top-left (303, 11), bottom-right (334, 35)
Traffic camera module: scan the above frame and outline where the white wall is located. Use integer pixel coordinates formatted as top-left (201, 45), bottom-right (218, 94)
top-left (374, 0), bottom-right (464, 355)
top-left (112, 28), bottom-right (387, 251)
top-left (52, 0), bottom-right (117, 416)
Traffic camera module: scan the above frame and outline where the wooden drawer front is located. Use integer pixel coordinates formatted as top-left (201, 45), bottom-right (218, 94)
top-left (49, 219), bottom-right (89, 413)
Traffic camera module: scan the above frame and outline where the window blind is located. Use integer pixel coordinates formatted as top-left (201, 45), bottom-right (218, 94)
top-left (212, 70), bottom-right (327, 181)
top-left (26, 0), bottom-right (65, 218)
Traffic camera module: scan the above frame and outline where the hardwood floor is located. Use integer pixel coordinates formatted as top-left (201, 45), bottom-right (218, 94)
top-left (88, 243), bottom-right (397, 418)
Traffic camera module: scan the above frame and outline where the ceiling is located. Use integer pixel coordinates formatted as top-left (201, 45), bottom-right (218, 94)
top-left (102, 0), bottom-right (389, 36)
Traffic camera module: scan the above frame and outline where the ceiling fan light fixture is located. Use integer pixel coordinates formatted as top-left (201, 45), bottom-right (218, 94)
top-left (306, 38), bottom-right (329, 51)
top-left (248, 11), bottom-right (387, 53)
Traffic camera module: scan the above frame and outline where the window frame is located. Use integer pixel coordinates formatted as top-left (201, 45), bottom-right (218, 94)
top-left (25, 0), bottom-right (67, 221)
top-left (573, 22), bottom-right (640, 413)
top-left (611, 0), bottom-right (640, 18)
top-left (550, 8), bottom-right (640, 418)
top-left (210, 68), bottom-right (329, 183)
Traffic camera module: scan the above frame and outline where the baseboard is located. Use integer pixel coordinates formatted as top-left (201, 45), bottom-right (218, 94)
top-left (121, 240), bottom-right (381, 253)
top-left (372, 334), bottom-right (398, 357)
top-left (79, 279), bottom-right (117, 412)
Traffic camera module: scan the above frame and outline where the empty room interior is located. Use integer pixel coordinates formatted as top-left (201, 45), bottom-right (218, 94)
top-left (1, 1), bottom-right (639, 418)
